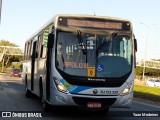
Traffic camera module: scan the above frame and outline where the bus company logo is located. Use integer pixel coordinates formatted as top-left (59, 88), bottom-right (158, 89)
top-left (93, 89), bottom-right (98, 94)
top-left (88, 78), bottom-right (105, 82)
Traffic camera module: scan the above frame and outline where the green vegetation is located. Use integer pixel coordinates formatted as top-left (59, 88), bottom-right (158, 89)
top-left (0, 40), bottom-right (23, 73)
top-left (135, 65), bottom-right (160, 102)
top-left (134, 85), bottom-right (160, 103)
top-left (136, 66), bottom-right (160, 77)
top-left (0, 40), bottom-right (18, 47)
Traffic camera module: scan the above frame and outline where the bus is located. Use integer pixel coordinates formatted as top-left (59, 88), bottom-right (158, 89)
top-left (22, 14), bottom-right (137, 113)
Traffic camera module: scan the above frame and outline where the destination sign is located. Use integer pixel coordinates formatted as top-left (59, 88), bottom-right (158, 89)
top-left (67, 19), bottom-right (122, 30)
top-left (58, 17), bottom-right (130, 30)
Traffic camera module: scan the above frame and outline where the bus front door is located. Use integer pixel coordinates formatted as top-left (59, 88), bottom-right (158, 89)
top-left (31, 41), bottom-right (36, 91)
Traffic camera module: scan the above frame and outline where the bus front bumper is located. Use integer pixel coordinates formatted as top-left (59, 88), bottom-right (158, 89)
top-left (50, 91), bottom-right (133, 108)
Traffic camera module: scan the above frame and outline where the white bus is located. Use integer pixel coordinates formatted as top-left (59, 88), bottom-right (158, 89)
top-left (22, 14), bottom-right (137, 113)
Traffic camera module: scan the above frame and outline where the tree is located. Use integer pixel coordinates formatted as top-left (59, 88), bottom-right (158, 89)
top-left (0, 39), bottom-right (18, 46)
top-left (135, 66), bottom-right (143, 76)
top-left (136, 66), bottom-right (160, 79)
top-left (0, 40), bottom-right (23, 72)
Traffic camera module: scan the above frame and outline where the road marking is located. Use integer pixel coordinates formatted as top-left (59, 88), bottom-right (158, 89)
top-left (1, 82), bottom-right (9, 87)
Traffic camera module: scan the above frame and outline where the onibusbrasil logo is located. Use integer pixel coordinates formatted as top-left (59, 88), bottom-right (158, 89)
top-left (1, 112), bottom-right (42, 118)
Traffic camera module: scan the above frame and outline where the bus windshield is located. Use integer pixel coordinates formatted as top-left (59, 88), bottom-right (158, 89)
top-left (56, 30), bottom-right (132, 78)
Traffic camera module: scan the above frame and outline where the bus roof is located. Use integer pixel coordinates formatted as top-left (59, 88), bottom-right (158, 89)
top-left (55, 14), bottom-right (131, 22)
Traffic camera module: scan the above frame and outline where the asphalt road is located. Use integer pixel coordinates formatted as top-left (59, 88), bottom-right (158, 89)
top-left (0, 73), bottom-right (160, 120)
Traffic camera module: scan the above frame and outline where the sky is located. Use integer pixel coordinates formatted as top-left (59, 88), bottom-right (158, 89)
top-left (0, 0), bottom-right (160, 60)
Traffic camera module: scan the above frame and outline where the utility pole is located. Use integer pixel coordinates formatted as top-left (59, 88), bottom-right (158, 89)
top-left (140, 22), bottom-right (156, 81)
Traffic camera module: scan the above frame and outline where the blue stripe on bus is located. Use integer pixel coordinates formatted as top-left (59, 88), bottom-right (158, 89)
top-left (70, 86), bottom-right (92, 93)
top-left (60, 79), bottom-right (93, 93)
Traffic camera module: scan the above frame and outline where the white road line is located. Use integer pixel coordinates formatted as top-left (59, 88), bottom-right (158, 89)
top-left (1, 82), bottom-right (9, 87)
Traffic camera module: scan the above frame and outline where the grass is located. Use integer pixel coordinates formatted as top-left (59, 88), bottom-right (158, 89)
top-left (134, 85), bottom-right (160, 103)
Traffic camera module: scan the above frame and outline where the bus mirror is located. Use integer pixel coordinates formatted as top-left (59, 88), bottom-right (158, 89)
top-left (134, 38), bottom-right (137, 52)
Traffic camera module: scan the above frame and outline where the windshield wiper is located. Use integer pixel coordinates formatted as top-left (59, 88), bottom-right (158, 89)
top-left (97, 32), bottom-right (118, 51)
top-left (76, 30), bottom-right (87, 55)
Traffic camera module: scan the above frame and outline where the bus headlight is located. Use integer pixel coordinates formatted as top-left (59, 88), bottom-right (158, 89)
top-left (57, 84), bottom-right (68, 93)
top-left (120, 81), bottom-right (133, 95)
top-left (53, 77), bottom-right (69, 93)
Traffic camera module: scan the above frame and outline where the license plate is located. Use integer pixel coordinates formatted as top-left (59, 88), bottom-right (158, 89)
top-left (87, 102), bottom-right (102, 108)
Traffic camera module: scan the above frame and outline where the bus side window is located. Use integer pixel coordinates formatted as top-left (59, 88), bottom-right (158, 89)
top-left (41, 25), bottom-right (54, 58)
top-left (42, 46), bottom-right (47, 58)
top-left (27, 42), bottom-right (32, 60)
top-left (40, 45), bottom-right (44, 58)
top-left (24, 43), bottom-right (27, 60)
top-left (41, 32), bottom-right (47, 58)
top-left (35, 35), bottom-right (42, 59)
top-left (38, 34), bottom-right (43, 58)
top-left (35, 37), bottom-right (38, 59)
